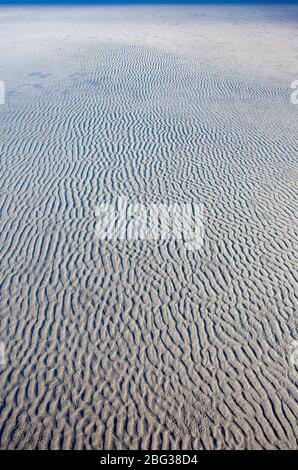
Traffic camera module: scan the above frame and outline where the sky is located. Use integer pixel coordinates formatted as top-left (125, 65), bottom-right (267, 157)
top-left (0, 0), bottom-right (297, 4)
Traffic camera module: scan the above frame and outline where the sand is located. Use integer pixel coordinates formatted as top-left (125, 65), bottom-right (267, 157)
top-left (0, 5), bottom-right (297, 450)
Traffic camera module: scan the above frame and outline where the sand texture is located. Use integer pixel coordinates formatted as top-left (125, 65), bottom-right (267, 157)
top-left (0, 6), bottom-right (297, 449)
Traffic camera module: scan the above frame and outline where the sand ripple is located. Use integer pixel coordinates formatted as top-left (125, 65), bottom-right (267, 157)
top-left (0, 43), bottom-right (297, 449)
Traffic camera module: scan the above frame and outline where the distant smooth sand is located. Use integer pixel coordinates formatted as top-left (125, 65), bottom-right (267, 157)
top-left (0, 6), bottom-right (297, 450)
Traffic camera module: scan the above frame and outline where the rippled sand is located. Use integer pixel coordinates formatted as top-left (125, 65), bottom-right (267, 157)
top-left (0, 5), bottom-right (297, 449)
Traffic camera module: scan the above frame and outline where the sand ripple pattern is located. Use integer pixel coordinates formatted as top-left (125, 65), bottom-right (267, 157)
top-left (0, 44), bottom-right (297, 449)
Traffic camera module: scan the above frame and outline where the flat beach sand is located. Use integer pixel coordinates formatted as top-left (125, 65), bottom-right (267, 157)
top-left (0, 5), bottom-right (297, 449)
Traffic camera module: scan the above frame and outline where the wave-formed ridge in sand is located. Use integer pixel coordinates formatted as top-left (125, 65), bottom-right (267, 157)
top-left (0, 6), bottom-right (297, 450)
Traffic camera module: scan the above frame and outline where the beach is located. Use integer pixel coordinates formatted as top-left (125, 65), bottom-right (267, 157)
top-left (0, 5), bottom-right (297, 449)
